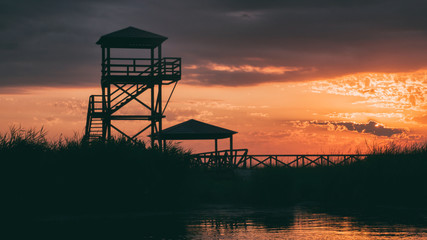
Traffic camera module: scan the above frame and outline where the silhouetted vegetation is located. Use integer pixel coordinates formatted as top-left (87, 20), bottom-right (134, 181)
top-left (1, 127), bottom-right (426, 219)
top-left (0, 126), bottom-right (194, 218)
top-left (245, 142), bottom-right (427, 207)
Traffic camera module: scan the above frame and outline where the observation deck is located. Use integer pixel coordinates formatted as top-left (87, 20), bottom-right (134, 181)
top-left (102, 57), bottom-right (181, 84)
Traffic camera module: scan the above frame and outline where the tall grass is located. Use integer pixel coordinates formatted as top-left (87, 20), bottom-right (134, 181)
top-left (247, 141), bottom-right (427, 206)
top-left (0, 126), bottom-right (426, 218)
top-left (0, 126), bottom-right (195, 217)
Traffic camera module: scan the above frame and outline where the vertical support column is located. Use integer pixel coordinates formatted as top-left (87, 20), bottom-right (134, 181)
top-left (107, 48), bottom-right (111, 76)
top-left (106, 48), bottom-right (111, 141)
top-left (229, 135), bottom-right (233, 166)
top-left (150, 84), bottom-right (155, 148)
top-left (107, 84), bottom-right (111, 140)
top-left (215, 139), bottom-right (218, 167)
top-left (158, 45), bottom-right (163, 150)
top-left (150, 47), bottom-right (154, 76)
top-left (101, 47), bottom-right (113, 141)
top-left (157, 85), bottom-right (162, 149)
top-left (101, 86), bottom-right (106, 140)
top-left (101, 47), bottom-right (106, 140)
top-left (150, 48), bottom-right (155, 148)
top-left (101, 47), bottom-right (105, 79)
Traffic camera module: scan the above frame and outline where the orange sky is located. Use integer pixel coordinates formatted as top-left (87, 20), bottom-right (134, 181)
top-left (2, 0), bottom-right (427, 154)
top-left (1, 69), bottom-right (426, 154)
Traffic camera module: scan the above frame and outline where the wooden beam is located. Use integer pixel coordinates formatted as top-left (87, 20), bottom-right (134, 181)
top-left (230, 135), bottom-right (233, 166)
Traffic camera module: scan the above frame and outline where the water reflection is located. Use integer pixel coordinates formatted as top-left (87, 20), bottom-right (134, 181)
top-left (27, 204), bottom-right (427, 239)
top-left (185, 205), bottom-right (427, 239)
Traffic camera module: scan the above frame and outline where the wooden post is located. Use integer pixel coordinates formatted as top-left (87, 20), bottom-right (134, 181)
top-left (158, 46), bottom-right (163, 150)
top-left (107, 48), bottom-right (110, 76)
top-left (230, 135), bottom-right (233, 165)
top-left (215, 139), bottom-right (218, 167)
top-left (107, 84), bottom-right (111, 140)
top-left (101, 47), bottom-right (105, 77)
top-left (150, 86), bottom-right (154, 148)
top-left (158, 45), bottom-right (162, 74)
top-left (151, 48), bottom-right (154, 75)
top-left (150, 48), bottom-right (155, 148)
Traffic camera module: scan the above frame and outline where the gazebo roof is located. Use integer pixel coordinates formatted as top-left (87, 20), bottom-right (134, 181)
top-left (96, 26), bottom-right (167, 48)
top-left (153, 119), bottom-right (237, 140)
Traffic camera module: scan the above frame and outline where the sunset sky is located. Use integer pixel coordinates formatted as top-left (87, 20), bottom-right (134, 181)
top-left (1, 0), bottom-right (426, 154)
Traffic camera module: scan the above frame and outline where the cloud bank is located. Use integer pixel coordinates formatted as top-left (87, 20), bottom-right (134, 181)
top-left (2, 0), bottom-right (427, 88)
top-left (307, 120), bottom-right (406, 137)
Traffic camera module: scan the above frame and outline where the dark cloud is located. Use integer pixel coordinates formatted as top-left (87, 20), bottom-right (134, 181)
top-left (311, 120), bottom-right (405, 137)
top-left (1, 0), bottom-right (427, 88)
top-left (211, 0), bottom-right (384, 10)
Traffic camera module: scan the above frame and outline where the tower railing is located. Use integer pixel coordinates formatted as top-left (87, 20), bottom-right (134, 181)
top-left (161, 58), bottom-right (181, 77)
top-left (102, 57), bottom-right (181, 78)
top-left (87, 95), bottom-right (104, 114)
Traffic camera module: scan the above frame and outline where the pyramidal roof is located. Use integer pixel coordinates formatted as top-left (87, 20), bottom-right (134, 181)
top-left (96, 26), bottom-right (167, 48)
top-left (154, 119), bottom-right (237, 140)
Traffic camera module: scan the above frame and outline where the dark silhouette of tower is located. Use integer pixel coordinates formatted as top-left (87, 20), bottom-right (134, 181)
top-left (84, 27), bottom-right (181, 148)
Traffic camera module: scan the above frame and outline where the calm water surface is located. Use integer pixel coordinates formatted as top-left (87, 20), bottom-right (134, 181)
top-left (32, 204), bottom-right (427, 239)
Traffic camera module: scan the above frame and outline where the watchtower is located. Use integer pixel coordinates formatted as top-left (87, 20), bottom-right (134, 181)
top-left (84, 27), bottom-right (181, 148)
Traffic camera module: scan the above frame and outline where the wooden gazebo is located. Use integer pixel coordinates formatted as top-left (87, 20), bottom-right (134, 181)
top-left (152, 119), bottom-right (237, 154)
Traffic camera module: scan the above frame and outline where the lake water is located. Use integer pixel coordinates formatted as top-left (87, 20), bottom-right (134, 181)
top-left (30, 204), bottom-right (427, 239)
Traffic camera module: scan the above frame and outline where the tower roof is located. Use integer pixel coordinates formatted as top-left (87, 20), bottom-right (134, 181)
top-left (153, 119), bottom-right (237, 140)
top-left (96, 26), bottom-right (167, 48)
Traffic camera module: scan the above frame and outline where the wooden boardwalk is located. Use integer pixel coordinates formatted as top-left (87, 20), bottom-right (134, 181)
top-left (191, 149), bottom-right (369, 168)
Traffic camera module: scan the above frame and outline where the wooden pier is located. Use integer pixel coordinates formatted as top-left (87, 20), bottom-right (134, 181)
top-left (191, 149), bottom-right (369, 168)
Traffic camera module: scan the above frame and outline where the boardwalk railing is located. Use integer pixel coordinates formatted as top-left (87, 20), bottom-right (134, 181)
top-left (191, 149), bottom-right (249, 168)
top-left (191, 149), bottom-right (369, 168)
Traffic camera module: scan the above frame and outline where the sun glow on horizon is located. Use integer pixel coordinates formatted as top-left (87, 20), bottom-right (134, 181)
top-left (0, 70), bottom-right (426, 154)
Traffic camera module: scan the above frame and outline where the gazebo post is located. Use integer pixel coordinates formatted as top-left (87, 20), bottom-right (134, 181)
top-left (230, 135), bottom-right (233, 165)
top-left (215, 138), bottom-right (218, 156)
top-left (215, 138), bottom-right (218, 168)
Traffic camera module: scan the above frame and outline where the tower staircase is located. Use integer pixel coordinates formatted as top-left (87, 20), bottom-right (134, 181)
top-left (110, 84), bottom-right (149, 114)
top-left (84, 95), bottom-right (103, 141)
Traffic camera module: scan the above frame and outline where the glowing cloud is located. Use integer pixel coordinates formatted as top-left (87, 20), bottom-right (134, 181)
top-left (311, 71), bottom-right (427, 111)
top-left (207, 63), bottom-right (301, 75)
top-left (298, 120), bottom-right (406, 137)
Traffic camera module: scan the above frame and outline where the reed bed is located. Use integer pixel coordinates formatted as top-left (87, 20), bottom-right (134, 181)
top-left (0, 126), bottom-right (426, 218)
